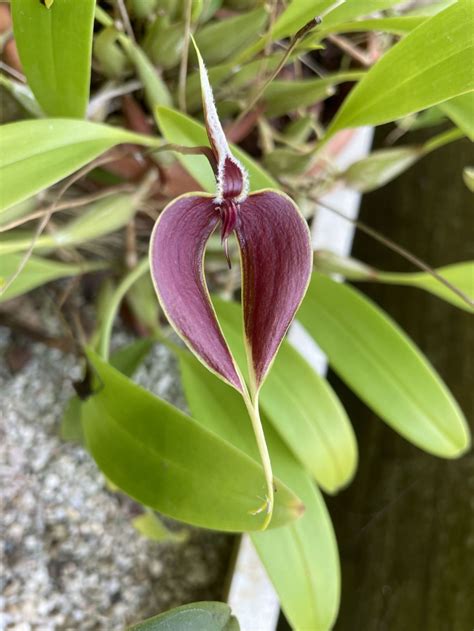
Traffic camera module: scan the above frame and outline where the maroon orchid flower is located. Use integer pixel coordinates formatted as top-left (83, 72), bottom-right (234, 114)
top-left (149, 43), bottom-right (313, 528)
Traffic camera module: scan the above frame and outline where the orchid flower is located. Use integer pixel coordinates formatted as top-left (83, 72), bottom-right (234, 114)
top-left (149, 42), bottom-right (313, 529)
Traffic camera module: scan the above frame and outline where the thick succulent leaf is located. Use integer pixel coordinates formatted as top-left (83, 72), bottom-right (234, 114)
top-left (236, 191), bottom-right (313, 391)
top-left (155, 107), bottom-right (277, 192)
top-left (11, 0), bottom-right (95, 118)
top-left (327, 0), bottom-right (474, 134)
top-left (0, 253), bottom-right (105, 303)
top-left (0, 119), bottom-right (158, 212)
top-left (82, 349), bottom-right (302, 532)
top-left (179, 353), bottom-right (339, 631)
top-left (213, 298), bottom-right (358, 494)
top-left (150, 193), bottom-right (243, 391)
top-left (298, 273), bottom-right (471, 457)
top-left (129, 602), bottom-right (240, 631)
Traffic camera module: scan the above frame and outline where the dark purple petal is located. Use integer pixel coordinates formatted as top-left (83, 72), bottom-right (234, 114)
top-left (150, 194), bottom-right (243, 391)
top-left (236, 190), bottom-right (313, 391)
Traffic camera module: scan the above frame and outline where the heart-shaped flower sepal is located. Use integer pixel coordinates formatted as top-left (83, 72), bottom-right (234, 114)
top-left (150, 42), bottom-right (313, 528)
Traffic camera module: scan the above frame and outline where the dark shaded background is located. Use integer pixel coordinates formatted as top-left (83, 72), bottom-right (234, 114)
top-left (280, 129), bottom-right (473, 631)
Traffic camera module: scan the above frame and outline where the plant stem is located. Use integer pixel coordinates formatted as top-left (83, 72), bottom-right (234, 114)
top-left (98, 257), bottom-right (150, 360)
top-left (242, 391), bottom-right (274, 530)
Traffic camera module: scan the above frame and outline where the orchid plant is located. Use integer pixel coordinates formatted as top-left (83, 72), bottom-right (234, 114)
top-left (1, 1), bottom-right (473, 629)
top-left (149, 43), bottom-right (313, 527)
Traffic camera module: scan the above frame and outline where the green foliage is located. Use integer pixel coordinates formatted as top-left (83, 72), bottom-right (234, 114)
top-left (11, 0), bottom-right (95, 118)
top-left (81, 349), bottom-right (303, 532)
top-left (128, 601), bottom-right (239, 631)
top-left (155, 106), bottom-right (277, 191)
top-left (328, 0), bottom-right (474, 133)
top-left (0, 119), bottom-right (159, 212)
top-left (0, 253), bottom-right (106, 302)
top-left (440, 93), bottom-right (474, 141)
top-left (213, 298), bottom-right (358, 493)
top-left (298, 274), bottom-right (471, 458)
top-left (0, 193), bottom-right (142, 256)
top-left (179, 352), bottom-right (339, 631)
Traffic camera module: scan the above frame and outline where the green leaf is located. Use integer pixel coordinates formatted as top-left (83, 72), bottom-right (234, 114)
top-left (0, 74), bottom-right (43, 117)
top-left (342, 146), bottom-right (423, 193)
top-left (1, 193), bottom-right (141, 256)
top-left (82, 349), bottom-right (303, 532)
top-left (128, 602), bottom-right (240, 631)
top-left (327, 0), bottom-right (474, 134)
top-left (132, 511), bottom-right (188, 543)
top-left (439, 93), bottom-right (474, 141)
top-left (213, 298), bottom-right (357, 494)
top-left (0, 119), bottom-right (159, 212)
top-left (315, 253), bottom-right (474, 312)
top-left (314, 15), bottom-right (426, 37)
top-left (264, 0), bottom-right (336, 44)
top-left (297, 273), bottom-right (471, 458)
top-left (0, 253), bottom-right (105, 303)
top-left (263, 72), bottom-right (363, 117)
top-left (61, 338), bottom-right (154, 444)
top-left (374, 263), bottom-right (474, 313)
top-left (195, 7), bottom-right (268, 65)
top-left (179, 353), bottom-right (340, 631)
top-left (11, 0), bottom-right (95, 118)
top-left (155, 106), bottom-right (277, 192)
top-left (321, 0), bottom-right (404, 26)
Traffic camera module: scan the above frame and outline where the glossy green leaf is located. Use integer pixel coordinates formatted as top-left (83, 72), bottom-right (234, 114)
top-left (263, 72), bottom-right (363, 117)
top-left (132, 511), bottom-right (188, 543)
top-left (0, 119), bottom-right (159, 212)
top-left (195, 7), bottom-right (267, 65)
top-left (179, 353), bottom-right (339, 631)
top-left (439, 93), bottom-right (474, 141)
top-left (0, 253), bottom-right (105, 303)
top-left (82, 349), bottom-right (302, 532)
top-left (327, 0), bottom-right (474, 134)
top-left (11, 0), bottom-right (95, 118)
top-left (1, 193), bottom-right (141, 255)
top-left (213, 298), bottom-right (357, 493)
top-left (155, 106), bottom-right (277, 192)
top-left (61, 339), bottom-right (154, 444)
top-left (129, 602), bottom-right (240, 631)
top-left (297, 273), bottom-right (471, 458)
top-left (322, 0), bottom-right (403, 26)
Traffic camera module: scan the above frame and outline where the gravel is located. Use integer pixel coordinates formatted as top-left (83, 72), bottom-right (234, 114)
top-left (0, 327), bottom-right (233, 630)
